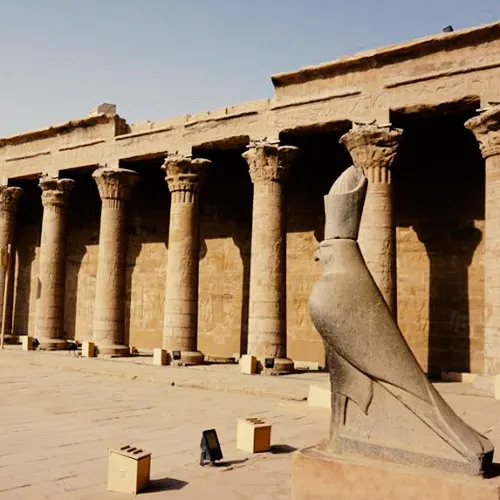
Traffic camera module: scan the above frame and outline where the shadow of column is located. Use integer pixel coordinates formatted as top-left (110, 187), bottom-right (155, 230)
top-left (415, 221), bottom-right (482, 378)
top-left (64, 240), bottom-right (87, 341)
top-left (13, 236), bottom-right (37, 336)
top-left (233, 230), bottom-right (251, 355)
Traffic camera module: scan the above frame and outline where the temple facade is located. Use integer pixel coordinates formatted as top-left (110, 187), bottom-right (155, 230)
top-left (1, 22), bottom-right (500, 376)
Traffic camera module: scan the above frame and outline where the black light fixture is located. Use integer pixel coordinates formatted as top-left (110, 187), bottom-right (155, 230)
top-left (172, 350), bottom-right (181, 361)
top-left (264, 358), bottom-right (275, 369)
top-left (443, 25), bottom-right (454, 33)
top-left (200, 429), bottom-right (223, 466)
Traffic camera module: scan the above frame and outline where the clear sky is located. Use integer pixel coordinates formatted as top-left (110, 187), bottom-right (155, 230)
top-left (1, 0), bottom-right (499, 137)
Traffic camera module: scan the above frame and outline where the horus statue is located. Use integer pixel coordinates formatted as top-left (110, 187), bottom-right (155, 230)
top-left (308, 165), bottom-right (493, 476)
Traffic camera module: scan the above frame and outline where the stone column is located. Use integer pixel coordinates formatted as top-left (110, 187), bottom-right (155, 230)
top-left (35, 176), bottom-right (75, 349)
top-left (92, 167), bottom-right (139, 356)
top-left (0, 186), bottom-right (22, 341)
top-left (466, 105), bottom-right (500, 374)
top-left (242, 140), bottom-right (298, 373)
top-left (340, 124), bottom-right (402, 314)
top-left (162, 155), bottom-right (210, 365)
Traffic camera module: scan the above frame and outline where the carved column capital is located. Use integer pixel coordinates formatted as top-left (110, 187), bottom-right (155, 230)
top-left (465, 105), bottom-right (500, 159)
top-left (163, 155), bottom-right (210, 197)
top-left (340, 125), bottom-right (402, 183)
top-left (0, 186), bottom-right (22, 215)
top-left (242, 141), bottom-right (298, 184)
top-left (92, 167), bottom-right (139, 205)
top-left (39, 176), bottom-right (75, 210)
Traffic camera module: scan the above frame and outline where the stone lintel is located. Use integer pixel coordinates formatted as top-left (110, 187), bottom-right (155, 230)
top-left (39, 175), bottom-right (75, 209)
top-left (465, 105), bottom-right (500, 159)
top-left (0, 186), bottom-right (23, 214)
top-left (340, 124), bottom-right (402, 182)
top-left (242, 141), bottom-right (298, 184)
top-left (162, 155), bottom-right (210, 194)
top-left (92, 167), bottom-right (139, 202)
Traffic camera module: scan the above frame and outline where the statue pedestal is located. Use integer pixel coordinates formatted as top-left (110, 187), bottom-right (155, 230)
top-left (292, 445), bottom-right (500, 500)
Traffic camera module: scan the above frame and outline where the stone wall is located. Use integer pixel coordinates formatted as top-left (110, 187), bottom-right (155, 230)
top-left (394, 108), bottom-right (485, 376)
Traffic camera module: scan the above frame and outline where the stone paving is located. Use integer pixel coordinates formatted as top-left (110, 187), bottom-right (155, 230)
top-left (1, 350), bottom-right (500, 499)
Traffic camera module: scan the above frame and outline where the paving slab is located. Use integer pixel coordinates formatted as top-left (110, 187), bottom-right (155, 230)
top-left (0, 350), bottom-right (500, 498)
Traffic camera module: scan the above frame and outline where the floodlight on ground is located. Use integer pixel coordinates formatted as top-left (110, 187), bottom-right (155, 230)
top-left (264, 358), bottom-right (275, 369)
top-left (172, 350), bottom-right (181, 361)
top-left (200, 429), bottom-right (223, 466)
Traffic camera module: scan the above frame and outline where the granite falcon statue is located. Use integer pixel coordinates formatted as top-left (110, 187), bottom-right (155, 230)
top-left (308, 165), bottom-right (493, 476)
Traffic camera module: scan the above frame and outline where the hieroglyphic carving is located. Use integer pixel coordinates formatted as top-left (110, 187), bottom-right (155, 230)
top-left (0, 186), bottom-right (22, 338)
top-left (92, 167), bottom-right (139, 355)
top-left (242, 141), bottom-right (298, 372)
top-left (465, 105), bottom-right (500, 374)
top-left (162, 155), bottom-right (211, 363)
top-left (35, 176), bottom-right (74, 348)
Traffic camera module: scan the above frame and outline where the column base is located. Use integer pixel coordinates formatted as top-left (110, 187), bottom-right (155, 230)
top-left (292, 445), bottom-right (500, 500)
top-left (97, 344), bottom-right (130, 357)
top-left (169, 350), bottom-right (204, 366)
top-left (37, 339), bottom-right (67, 351)
top-left (259, 357), bottom-right (294, 375)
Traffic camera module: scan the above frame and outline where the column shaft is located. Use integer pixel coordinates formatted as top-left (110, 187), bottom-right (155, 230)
top-left (243, 141), bottom-right (298, 373)
top-left (248, 181), bottom-right (286, 358)
top-left (92, 167), bottom-right (138, 356)
top-left (163, 191), bottom-right (199, 353)
top-left (484, 154), bottom-right (500, 373)
top-left (162, 156), bottom-right (209, 365)
top-left (0, 187), bottom-right (22, 340)
top-left (465, 105), bottom-right (500, 374)
top-left (358, 169), bottom-right (396, 312)
top-left (35, 177), bottom-right (74, 349)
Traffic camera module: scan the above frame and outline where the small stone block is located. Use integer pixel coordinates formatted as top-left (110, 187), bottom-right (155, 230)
top-left (307, 383), bottom-right (331, 408)
top-left (81, 341), bottom-right (96, 358)
top-left (108, 444), bottom-right (151, 495)
top-left (292, 446), bottom-right (500, 500)
top-left (20, 336), bottom-right (33, 351)
top-left (294, 360), bottom-right (321, 371)
top-left (240, 355), bottom-right (257, 374)
top-left (236, 417), bottom-right (272, 453)
top-left (152, 348), bottom-right (167, 366)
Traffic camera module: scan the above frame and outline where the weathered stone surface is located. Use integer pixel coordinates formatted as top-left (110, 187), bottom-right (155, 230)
top-left (242, 141), bottom-right (298, 372)
top-left (340, 124), bottom-right (402, 314)
top-left (92, 167), bottom-right (139, 356)
top-left (309, 166), bottom-right (493, 475)
top-left (466, 106), bottom-right (500, 375)
top-left (162, 155), bottom-right (210, 364)
top-left (35, 176), bottom-right (74, 350)
top-left (0, 22), bottom-right (499, 372)
top-left (0, 186), bottom-right (22, 340)
top-left (292, 446), bottom-right (500, 500)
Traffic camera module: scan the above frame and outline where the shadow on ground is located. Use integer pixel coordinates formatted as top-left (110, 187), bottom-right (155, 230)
top-left (143, 477), bottom-right (188, 493)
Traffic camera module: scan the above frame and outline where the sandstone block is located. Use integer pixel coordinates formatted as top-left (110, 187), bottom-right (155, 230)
top-left (240, 354), bottom-right (257, 374)
top-left (307, 383), bottom-right (331, 409)
top-left (81, 341), bottom-right (96, 358)
top-left (21, 336), bottom-right (33, 351)
top-left (292, 446), bottom-right (500, 500)
top-left (236, 417), bottom-right (271, 453)
top-left (152, 348), bottom-right (167, 366)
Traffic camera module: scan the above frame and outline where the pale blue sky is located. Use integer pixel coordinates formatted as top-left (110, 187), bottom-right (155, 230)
top-left (1, 0), bottom-right (499, 137)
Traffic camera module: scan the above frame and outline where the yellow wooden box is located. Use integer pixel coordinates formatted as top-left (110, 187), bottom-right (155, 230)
top-left (107, 445), bottom-right (151, 495)
top-left (236, 417), bottom-right (272, 453)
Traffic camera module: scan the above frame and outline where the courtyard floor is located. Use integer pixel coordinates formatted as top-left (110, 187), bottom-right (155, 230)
top-left (1, 350), bottom-right (500, 499)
